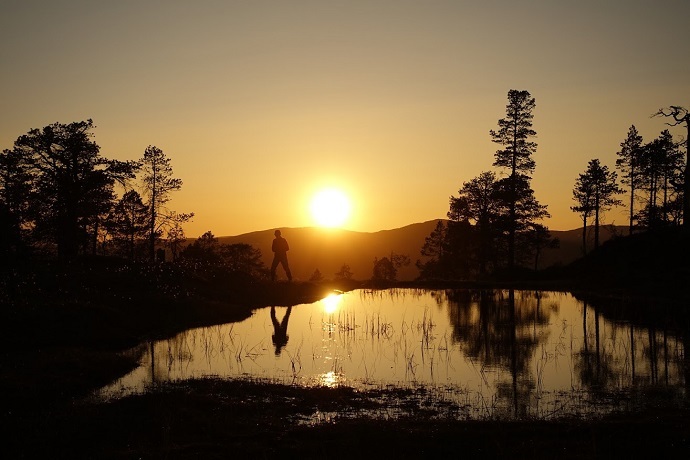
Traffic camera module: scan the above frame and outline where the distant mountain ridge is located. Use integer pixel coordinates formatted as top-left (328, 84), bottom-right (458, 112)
top-left (216, 221), bottom-right (440, 281)
top-left (541, 225), bottom-right (625, 270)
top-left (215, 221), bottom-right (623, 281)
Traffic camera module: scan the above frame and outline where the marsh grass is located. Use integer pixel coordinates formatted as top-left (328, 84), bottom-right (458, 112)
top-left (96, 288), bottom-right (688, 428)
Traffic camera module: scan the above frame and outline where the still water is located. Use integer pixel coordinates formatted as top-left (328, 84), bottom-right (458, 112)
top-left (99, 289), bottom-right (687, 419)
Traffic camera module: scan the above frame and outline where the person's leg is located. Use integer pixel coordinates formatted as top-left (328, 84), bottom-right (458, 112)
top-left (270, 256), bottom-right (279, 281)
top-left (281, 257), bottom-right (292, 281)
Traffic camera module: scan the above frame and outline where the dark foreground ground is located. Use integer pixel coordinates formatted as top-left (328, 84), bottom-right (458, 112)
top-left (2, 261), bottom-right (690, 458)
top-left (4, 377), bottom-right (689, 459)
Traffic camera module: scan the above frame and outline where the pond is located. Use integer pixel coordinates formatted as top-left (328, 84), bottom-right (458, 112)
top-left (99, 288), bottom-right (688, 420)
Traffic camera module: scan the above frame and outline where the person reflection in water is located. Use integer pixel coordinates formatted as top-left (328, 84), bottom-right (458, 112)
top-left (270, 306), bottom-right (292, 355)
top-left (270, 229), bottom-right (292, 281)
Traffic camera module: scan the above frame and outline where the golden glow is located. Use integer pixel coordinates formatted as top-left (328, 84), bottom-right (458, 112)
top-left (318, 371), bottom-right (344, 388)
top-left (322, 293), bottom-right (342, 314)
top-left (2, 3), bottom-right (683, 238)
top-left (309, 188), bottom-right (351, 228)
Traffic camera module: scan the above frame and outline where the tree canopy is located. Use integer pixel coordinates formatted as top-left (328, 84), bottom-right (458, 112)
top-left (489, 90), bottom-right (549, 270)
top-left (0, 120), bottom-right (194, 263)
top-left (10, 120), bottom-right (137, 260)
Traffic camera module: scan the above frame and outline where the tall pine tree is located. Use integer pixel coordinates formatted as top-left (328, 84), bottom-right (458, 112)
top-left (490, 90), bottom-right (548, 271)
top-left (615, 125), bottom-right (643, 235)
top-left (572, 159), bottom-right (622, 250)
top-left (654, 106), bottom-right (689, 227)
top-left (139, 145), bottom-right (192, 261)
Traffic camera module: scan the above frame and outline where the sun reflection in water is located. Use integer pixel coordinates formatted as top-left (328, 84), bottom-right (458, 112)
top-left (319, 371), bottom-right (345, 388)
top-left (321, 292), bottom-right (342, 314)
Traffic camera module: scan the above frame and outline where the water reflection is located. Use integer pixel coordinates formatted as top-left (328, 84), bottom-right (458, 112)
top-left (319, 371), bottom-right (345, 388)
top-left (99, 289), bottom-right (687, 419)
top-left (270, 306), bottom-right (292, 356)
top-left (444, 290), bottom-right (555, 417)
top-left (322, 292), bottom-right (342, 314)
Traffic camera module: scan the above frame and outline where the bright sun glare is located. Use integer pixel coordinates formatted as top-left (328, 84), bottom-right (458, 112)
top-left (310, 188), bottom-right (351, 228)
top-left (322, 293), bottom-right (342, 314)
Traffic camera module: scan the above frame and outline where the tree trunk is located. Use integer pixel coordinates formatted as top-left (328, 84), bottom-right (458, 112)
top-left (684, 123), bottom-right (689, 227)
top-left (149, 213), bottom-right (156, 262)
top-left (663, 172), bottom-right (669, 224)
top-left (92, 220), bottom-right (99, 255)
top-left (629, 181), bottom-right (635, 236)
top-left (582, 216), bottom-right (588, 256)
top-left (509, 121), bottom-right (517, 272)
top-left (149, 161), bottom-right (158, 262)
top-left (594, 193), bottom-right (600, 249)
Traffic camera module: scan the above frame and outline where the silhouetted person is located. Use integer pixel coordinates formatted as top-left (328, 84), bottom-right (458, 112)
top-left (270, 305), bottom-right (292, 355)
top-left (270, 229), bottom-right (292, 281)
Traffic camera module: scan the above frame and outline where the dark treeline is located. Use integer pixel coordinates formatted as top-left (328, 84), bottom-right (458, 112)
top-left (0, 121), bottom-right (281, 312)
top-left (416, 92), bottom-right (688, 280)
top-left (0, 120), bottom-right (193, 264)
top-left (1, 97), bottom-right (687, 288)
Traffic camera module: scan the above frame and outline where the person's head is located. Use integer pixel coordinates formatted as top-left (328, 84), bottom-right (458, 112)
top-left (274, 229), bottom-right (281, 237)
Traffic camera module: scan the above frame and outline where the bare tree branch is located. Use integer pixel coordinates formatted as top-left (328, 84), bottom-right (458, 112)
top-left (653, 106), bottom-right (689, 126)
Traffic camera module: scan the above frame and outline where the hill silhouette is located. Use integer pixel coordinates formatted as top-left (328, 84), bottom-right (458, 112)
top-left (217, 221), bottom-right (441, 281)
top-left (558, 226), bottom-right (689, 299)
top-left (214, 221), bottom-right (622, 281)
top-left (540, 225), bottom-right (625, 269)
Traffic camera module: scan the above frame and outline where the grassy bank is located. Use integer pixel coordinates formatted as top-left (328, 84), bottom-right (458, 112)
top-left (0, 260), bottom-right (366, 423)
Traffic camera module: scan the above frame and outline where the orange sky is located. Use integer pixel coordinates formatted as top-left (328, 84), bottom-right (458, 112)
top-left (1, 1), bottom-right (688, 237)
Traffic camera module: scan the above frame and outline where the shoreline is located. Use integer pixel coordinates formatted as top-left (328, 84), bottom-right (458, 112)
top-left (2, 279), bottom-right (687, 403)
top-left (2, 279), bottom-right (689, 457)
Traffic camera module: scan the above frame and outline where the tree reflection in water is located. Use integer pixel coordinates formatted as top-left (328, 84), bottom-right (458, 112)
top-left (100, 289), bottom-right (688, 420)
top-left (444, 289), bottom-right (553, 417)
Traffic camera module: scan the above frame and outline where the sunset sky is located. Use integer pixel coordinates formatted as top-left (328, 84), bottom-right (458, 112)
top-left (1, 0), bottom-right (688, 238)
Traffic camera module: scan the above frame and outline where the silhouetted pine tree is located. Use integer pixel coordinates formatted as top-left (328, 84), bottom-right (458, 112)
top-left (139, 145), bottom-right (192, 261)
top-left (447, 171), bottom-right (501, 275)
top-left (637, 131), bottom-right (683, 228)
top-left (108, 190), bottom-right (149, 260)
top-left (416, 220), bottom-right (446, 279)
top-left (616, 125), bottom-right (644, 235)
top-left (490, 90), bottom-right (549, 271)
top-left (571, 166), bottom-right (596, 255)
top-left (335, 264), bottom-right (353, 280)
top-left (13, 120), bottom-right (136, 260)
top-left (572, 159), bottom-right (622, 250)
top-left (0, 148), bottom-right (31, 255)
top-left (654, 106), bottom-right (689, 227)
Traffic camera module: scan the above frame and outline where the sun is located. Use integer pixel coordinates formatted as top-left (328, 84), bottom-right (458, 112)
top-left (310, 188), bottom-right (351, 228)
